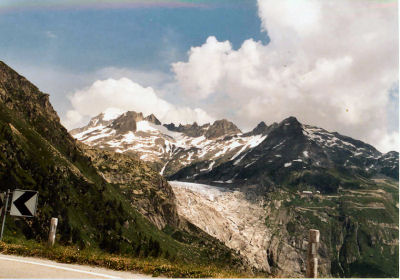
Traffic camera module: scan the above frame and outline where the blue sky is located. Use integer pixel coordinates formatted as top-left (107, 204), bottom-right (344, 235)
top-left (0, 1), bottom-right (266, 72)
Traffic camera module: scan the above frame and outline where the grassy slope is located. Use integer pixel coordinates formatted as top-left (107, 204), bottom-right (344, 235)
top-left (0, 238), bottom-right (246, 278)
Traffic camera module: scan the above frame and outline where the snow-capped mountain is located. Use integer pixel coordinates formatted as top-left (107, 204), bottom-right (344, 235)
top-left (71, 111), bottom-right (398, 187)
top-left (172, 116), bottom-right (398, 188)
top-left (70, 110), bottom-right (269, 176)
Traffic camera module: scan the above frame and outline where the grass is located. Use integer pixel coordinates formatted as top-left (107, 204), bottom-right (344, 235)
top-left (0, 237), bottom-right (252, 278)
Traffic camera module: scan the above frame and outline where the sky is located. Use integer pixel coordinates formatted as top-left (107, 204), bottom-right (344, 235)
top-left (0, 0), bottom-right (398, 153)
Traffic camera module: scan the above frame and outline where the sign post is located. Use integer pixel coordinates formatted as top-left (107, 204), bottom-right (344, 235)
top-left (0, 190), bottom-right (10, 240)
top-left (48, 218), bottom-right (58, 247)
top-left (0, 192), bottom-right (5, 214)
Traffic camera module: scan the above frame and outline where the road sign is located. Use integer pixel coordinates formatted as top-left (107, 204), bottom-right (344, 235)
top-left (10, 190), bottom-right (38, 217)
top-left (0, 193), bottom-right (4, 214)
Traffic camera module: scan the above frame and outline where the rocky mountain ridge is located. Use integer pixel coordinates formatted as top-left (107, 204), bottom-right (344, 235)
top-left (71, 111), bottom-right (398, 184)
top-left (173, 116), bottom-right (398, 187)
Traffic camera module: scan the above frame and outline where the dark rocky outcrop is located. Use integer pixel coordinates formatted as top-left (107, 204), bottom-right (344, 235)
top-left (205, 119), bottom-right (242, 139)
top-left (164, 119), bottom-right (241, 139)
top-left (111, 111), bottom-right (144, 134)
top-left (145, 113), bottom-right (161, 125)
top-left (164, 122), bottom-right (210, 137)
top-left (243, 121), bottom-right (271, 136)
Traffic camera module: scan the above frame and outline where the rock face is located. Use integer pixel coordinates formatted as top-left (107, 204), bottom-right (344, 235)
top-left (145, 114), bottom-right (161, 125)
top-left (83, 146), bottom-right (180, 230)
top-left (243, 121), bottom-right (274, 136)
top-left (164, 122), bottom-right (210, 138)
top-left (164, 119), bottom-right (241, 139)
top-left (112, 111), bottom-right (143, 133)
top-left (204, 119), bottom-right (242, 139)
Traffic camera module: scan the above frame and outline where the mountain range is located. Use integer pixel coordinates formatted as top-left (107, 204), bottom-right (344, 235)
top-left (71, 100), bottom-right (399, 277)
top-left (71, 110), bottom-right (398, 184)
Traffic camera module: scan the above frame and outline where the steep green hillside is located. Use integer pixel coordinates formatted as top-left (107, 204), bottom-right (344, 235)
top-left (0, 61), bottom-right (246, 272)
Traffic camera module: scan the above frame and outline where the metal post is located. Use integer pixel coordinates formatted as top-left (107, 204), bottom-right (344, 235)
top-left (306, 229), bottom-right (320, 278)
top-left (48, 217), bottom-right (58, 247)
top-left (0, 189), bottom-right (10, 241)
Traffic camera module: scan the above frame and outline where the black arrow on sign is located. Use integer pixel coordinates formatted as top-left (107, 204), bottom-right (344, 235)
top-left (13, 191), bottom-right (36, 216)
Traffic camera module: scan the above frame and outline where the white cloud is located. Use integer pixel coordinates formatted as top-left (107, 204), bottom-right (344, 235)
top-left (63, 110), bottom-right (83, 129)
top-left (374, 131), bottom-right (399, 155)
top-left (172, 0), bottom-right (398, 152)
top-left (64, 77), bottom-right (214, 129)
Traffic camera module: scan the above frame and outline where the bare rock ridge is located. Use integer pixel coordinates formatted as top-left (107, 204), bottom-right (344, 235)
top-left (145, 113), bottom-right (161, 125)
top-left (112, 111), bottom-right (146, 134)
top-left (243, 121), bottom-right (274, 136)
top-left (164, 119), bottom-right (241, 139)
top-left (204, 119), bottom-right (242, 139)
top-left (164, 122), bottom-right (210, 138)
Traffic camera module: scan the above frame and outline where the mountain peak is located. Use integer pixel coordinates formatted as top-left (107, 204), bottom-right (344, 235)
top-left (257, 121), bottom-right (267, 127)
top-left (111, 111), bottom-right (144, 133)
top-left (253, 121), bottom-right (267, 132)
top-left (145, 113), bottom-right (161, 125)
top-left (281, 116), bottom-right (301, 126)
top-left (205, 119), bottom-right (242, 139)
top-left (0, 60), bottom-right (61, 128)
